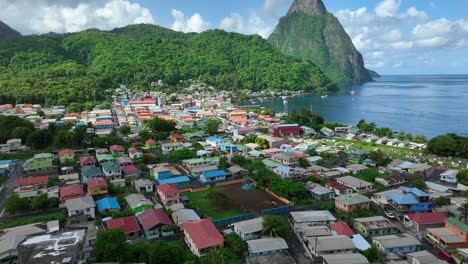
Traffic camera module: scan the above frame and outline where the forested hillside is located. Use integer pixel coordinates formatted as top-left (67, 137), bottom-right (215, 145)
top-left (0, 24), bottom-right (335, 105)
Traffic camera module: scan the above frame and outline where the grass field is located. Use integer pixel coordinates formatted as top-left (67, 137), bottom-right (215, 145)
top-left (184, 187), bottom-right (241, 220)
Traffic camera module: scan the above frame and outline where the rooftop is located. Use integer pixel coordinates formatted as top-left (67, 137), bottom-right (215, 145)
top-left (107, 216), bottom-right (141, 234)
top-left (137, 208), bottom-right (173, 230)
top-left (321, 253), bottom-right (369, 264)
top-left (355, 216), bottom-right (395, 230)
top-left (247, 237), bottom-right (288, 254)
top-left (232, 217), bottom-right (263, 235)
top-left (406, 212), bottom-right (447, 225)
top-left (426, 227), bottom-right (465, 243)
top-left (183, 219), bottom-right (224, 249)
top-left (372, 233), bottom-right (421, 248)
top-left (308, 235), bottom-right (355, 252)
top-left (290, 210), bottom-right (336, 224)
top-left (335, 193), bottom-right (371, 205)
top-left (330, 221), bottom-right (355, 236)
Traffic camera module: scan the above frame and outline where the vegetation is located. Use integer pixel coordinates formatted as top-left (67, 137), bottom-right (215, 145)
top-left (457, 169), bottom-right (468, 185)
top-left (0, 212), bottom-right (66, 229)
top-left (4, 193), bottom-right (58, 213)
top-left (167, 149), bottom-right (196, 163)
top-left (281, 108), bottom-right (324, 129)
top-left (203, 233), bottom-right (247, 263)
top-left (0, 25), bottom-right (335, 105)
top-left (204, 119), bottom-right (221, 135)
top-left (427, 133), bottom-right (468, 158)
top-left (184, 188), bottom-right (241, 220)
top-left (262, 215), bottom-right (289, 237)
top-left (368, 150), bottom-right (392, 167)
top-left (358, 246), bottom-right (386, 263)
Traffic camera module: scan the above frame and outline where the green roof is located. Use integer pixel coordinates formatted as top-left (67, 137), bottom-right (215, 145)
top-left (249, 150), bottom-right (264, 157)
top-left (184, 158), bottom-right (209, 164)
top-left (81, 166), bottom-right (102, 178)
top-left (162, 142), bottom-right (182, 147)
top-left (335, 193), bottom-right (370, 205)
top-left (262, 159), bottom-right (282, 168)
top-left (96, 154), bottom-right (114, 162)
top-left (101, 160), bottom-right (120, 171)
top-left (446, 217), bottom-right (468, 233)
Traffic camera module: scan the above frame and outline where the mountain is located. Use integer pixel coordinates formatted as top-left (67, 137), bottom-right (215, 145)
top-left (367, 69), bottom-right (381, 78)
top-left (0, 20), bottom-right (21, 41)
top-left (268, 0), bottom-right (372, 84)
top-left (0, 24), bottom-right (335, 104)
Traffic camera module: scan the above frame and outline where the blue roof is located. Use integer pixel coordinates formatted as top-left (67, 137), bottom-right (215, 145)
top-left (387, 193), bottom-right (419, 205)
top-left (159, 176), bottom-right (190, 184)
top-left (275, 165), bottom-right (292, 174)
top-left (404, 187), bottom-right (429, 197)
top-left (0, 160), bottom-right (15, 164)
top-left (207, 137), bottom-right (223, 142)
top-left (76, 121), bottom-right (86, 126)
top-left (201, 170), bottom-right (226, 178)
top-left (96, 197), bottom-right (120, 212)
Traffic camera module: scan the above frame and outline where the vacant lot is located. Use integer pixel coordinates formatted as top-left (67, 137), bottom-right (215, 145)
top-left (185, 183), bottom-right (287, 220)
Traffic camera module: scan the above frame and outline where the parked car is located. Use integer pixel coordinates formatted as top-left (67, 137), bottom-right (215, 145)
top-left (385, 211), bottom-right (396, 219)
top-left (416, 234), bottom-right (425, 241)
top-left (438, 251), bottom-right (454, 263)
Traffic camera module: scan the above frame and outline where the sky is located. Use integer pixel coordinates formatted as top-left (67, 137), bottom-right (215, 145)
top-left (1, 0), bottom-right (467, 75)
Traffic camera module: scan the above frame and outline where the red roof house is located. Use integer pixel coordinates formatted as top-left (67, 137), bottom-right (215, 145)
top-left (326, 181), bottom-right (353, 195)
top-left (405, 212), bottom-right (447, 231)
top-left (331, 221), bottom-right (355, 237)
top-left (79, 156), bottom-right (96, 167)
top-left (137, 208), bottom-right (173, 239)
top-left (107, 216), bottom-right (141, 237)
top-left (87, 177), bottom-right (108, 196)
top-left (109, 145), bottom-right (125, 152)
top-left (59, 184), bottom-right (84, 203)
top-left (157, 183), bottom-right (181, 206)
top-left (16, 176), bottom-right (49, 187)
top-left (170, 133), bottom-right (186, 143)
top-left (183, 219), bottom-right (224, 257)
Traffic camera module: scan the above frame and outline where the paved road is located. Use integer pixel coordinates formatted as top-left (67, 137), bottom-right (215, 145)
top-left (0, 163), bottom-right (23, 215)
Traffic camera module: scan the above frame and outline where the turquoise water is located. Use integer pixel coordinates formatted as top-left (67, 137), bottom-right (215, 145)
top-left (255, 75), bottom-right (468, 138)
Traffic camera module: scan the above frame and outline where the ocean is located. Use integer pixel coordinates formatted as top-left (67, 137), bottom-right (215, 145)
top-left (253, 75), bottom-right (468, 139)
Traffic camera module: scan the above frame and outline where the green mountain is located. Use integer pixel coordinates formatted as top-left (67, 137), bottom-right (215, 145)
top-left (0, 23), bottom-right (335, 105)
top-left (367, 69), bottom-right (381, 78)
top-left (268, 0), bottom-right (372, 84)
top-left (0, 20), bottom-right (21, 41)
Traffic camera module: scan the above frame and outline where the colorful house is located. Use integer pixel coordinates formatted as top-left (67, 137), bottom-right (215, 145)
top-left (354, 216), bottom-right (399, 237)
top-left (16, 176), bottom-right (48, 188)
top-left (137, 208), bottom-right (174, 239)
top-left (65, 195), bottom-right (96, 219)
top-left (199, 170), bottom-right (227, 185)
top-left (403, 212), bottom-right (447, 232)
top-left (183, 158), bottom-right (212, 170)
top-left (86, 177), bottom-right (108, 196)
top-left (145, 139), bottom-right (157, 148)
top-left (372, 233), bottom-right (423, 253)
top-left (124, 193), bottom-right (153, 213)
top-left (106, 216), bottom-right (141, 238)
top-left (128, 148), bottom-right (143, 160)
top-left (58, 149), bottom-right (75, 164)
top-left (79, 156), bottom-right (96, 167)
top-left (96, 197), bottom-right (120, 213)
top-left (81, 166), bottom-right (103, 183)
top-left (157, 183), bottom-right (180, 206)
top-left (170, 133), bottom-right (186, 143)
top-left (95, 120), bottom-right (113, 129)
top-left (158, 176), bottom-right (191, 188)
top-left (330, 221), bottom-right (355, 237)
top-left (387, 187), bottom-right (432, 214)
top-left (122, 165), bottom-right (143, 180)
top-left (101, 160), bottom-right (122, 179)
top-left (59, 184), bottom-right (84, 203)
top-left (109, 145), bottom-right (125, 157)
top-left (440, 169), bottom-right (458, 184)
top-left (247, 237), bottom-right (288, 256)
top-left (426, 217), bottom-right (468, 249)
top-left (335, 193), bottom-right (371, 213)
top-left (183, 219), bottom-right (224, 257)
top-left (161, 142), bottom-right (185, 155)
top-left (23, 153), bottom-right (54, 172)
top-left (269, 124), bottom-right (300, 137)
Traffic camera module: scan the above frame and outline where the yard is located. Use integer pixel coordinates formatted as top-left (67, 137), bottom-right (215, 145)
top-left (184, 183), bottom-right (288, 220)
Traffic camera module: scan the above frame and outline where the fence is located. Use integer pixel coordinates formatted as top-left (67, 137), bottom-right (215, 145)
top-left (262, 205), bottom-right (294, 216)
top-left (212, 213), bottom-right (256, 227)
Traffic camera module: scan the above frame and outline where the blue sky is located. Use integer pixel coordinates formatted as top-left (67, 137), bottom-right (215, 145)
top-left (1, 0), bottom-right (467, 74)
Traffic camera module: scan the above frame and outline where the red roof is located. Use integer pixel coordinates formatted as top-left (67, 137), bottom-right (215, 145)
top-left (406, 212), bottom-right (447, 225)
top-left (128, 148), bottom-right (141, 154)
top-left (146, 139), bottom-right (156, 145)
top-left (157, 183), bottom-right (179, 196)
top-left (87, 177), bottom-right (108, 189)
top-left (326, 181), bottom-right (351, 191)
top-left (59, 149), bottom-right (75, 156)
top-left (137, 208), bottom-right (173, 230)
top-left (183, 219), bottom-right (224, 250)
top-left (171, 133), bottom-right (185, 139)
top-left (16, 176), bottom-right (49, 186)
top-left (107, 216), bottom-right (141, 234)
top-left (95, 120), bottom-right (113, 126)
top-left (330, 221), bottom-right (355, 236)
top-left (122, 165), bottom-right (142, 175)
top-left (109, 145), bottom-right (125, 151)
top-left (60, 184), bottom-right (84, 199)
top-left (79, 156), bottom-right (96, 165)
top-left (132, 142), bottom-right (143, 147)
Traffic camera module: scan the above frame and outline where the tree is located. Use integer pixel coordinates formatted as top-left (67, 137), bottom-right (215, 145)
top-left (191, 141), bottom-right (204, 151)
top-left (298, 158), bottom-right (310, 168)
top-left (26, 129), bottom-right (52, 149)
top-left (11, 126), bottom-right (34, 142)
top-left (231, 155), bottom-right (248, 167)
top-left (68, 102), bottom-right (84, 113)
top-left (255, 137), bottom-right (268, 149)
top-left (94, 229), bottom-right (129, 262)
top-left (427, 134), bottom-right (466, 157)
top-left (358, 246), bottom-right (385, 263)
top-left (262, 215), bottom-right (289, 237)
top-left (36, 109), bottom-right (45, 117)
top-left (203, 246), bottom-right (239, 264)
top-left (219, 156), bottom-right (229, 170)
top-left (119, 125), bottom-right (131, 136)
top-left (224, 233), bottom-right (247, 257)
top-left (204, 119), bottom-right (221, 135)
top-left (4, 193), bottom-right (29, 213)
top-left (100, 102), bottom-right (111, 109)
top-left (167, 149), bottom-right (196, 162)
top-left (31, 194), bottom-right (50, 210)
top-left (368, 150), bottom-right (392, 167)
top-left (411, 179), bottom-right (427, 190)
top-left (413, 134), bottom-right (427, 143)
top-left (147, 117), bottom-right (176, 133)
top-left (281, 108), bottom-right (324, 129)
top-left (457, 169), bottom-right (468, 185)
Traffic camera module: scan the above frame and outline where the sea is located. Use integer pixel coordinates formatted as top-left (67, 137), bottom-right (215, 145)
top-left (249, 75), bottom-right (468, 139)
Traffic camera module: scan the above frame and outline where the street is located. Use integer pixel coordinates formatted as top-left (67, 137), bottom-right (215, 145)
top-left (391, 218), bottom-right (441, 257)
top-left (0, 163), bottom-right (23, 216)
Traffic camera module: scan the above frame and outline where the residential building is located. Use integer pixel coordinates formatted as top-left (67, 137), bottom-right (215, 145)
top-left (172, 209), bottom-right (201, 227)
top-left (122, 164), bottom-right (143, 180)
top-left (133, 178), bottom-right (154, 193)
top-left (161, 142), bottom-right (185, 154)
top-left (335, 193), bottom-right (371, 213)
top-left (183, 219), bottom-right (224, 257)
top-left (326, 181), bottom-right (353, 196)
top-left (426, 217), bottom-right (468, 249)
top-left (106, 216), bottom-right (141, 237)
top-left (109, 145), bottom-right (125, 157)
top-left (23, 153), bottom-right (54, 172)
top-left (271, 154), bottom-right (299, 166)
top-left (440, 169), bottom-right (458, 184)
top-left (387, 187), bottom-right (432, 214)
top-left (307, 235), bottom-right (355, 256)
top-left (86, 177), bottom-right (108, 196)
top-left (96, 197), bottom-right (120, 213)
top-left (247, 237), bottom-right (289, 256)
top-left (199, 170), bottom-right (227, 185)
top-left (403, 212), bottom-right (447, 232)
top-left (371, 188), bottom-right (405, 208)
top-left (81, 165), bottom-right (103, 183)
top-left (170, 133), bottom-right (186, 142)
top-left (58, 149), bottom-right (75, 164)
top-left (79, 156), bottom-right (96, 167)
top-left (158, 175), bottom-right (191, 188)
top-left (128, 148), bottom-right (143, 160)
top-left (65, 195), bottom-right (96, 219)
top-left (137, 208), bottom-right (174, 239)
top-left (310, 185), bottom-right (335, 200)
top-left (407, 250), bottom-right (448, 264)
top-left (336, 176), bottom-right (373, 193)
top-left (183, 158), bottom-right (212, 170)
top-left (59, 184), bottom-right (84, 203)
top-left (321, 253), bottom-right (369, 264)
top-left (157, 183), bottom-right (181, 206)
top-left (101, 160), bottom-right (122, 180)
top-left (231, 217), bottom-right (263, 241)
top-left (269, 124), bottom-right (300, 137)
top-left (16, 176), bottom-right (49, 189)
top-left (372, 233), bottom-right (423, 253)
top-left (290, 210), bottom-right (337, 227)
top-left (354, 216), bottom-right (399, 237)
top-left (330, 221), bottom-right (355, 237)
top-left (125, 193), bottom-right (154, 213)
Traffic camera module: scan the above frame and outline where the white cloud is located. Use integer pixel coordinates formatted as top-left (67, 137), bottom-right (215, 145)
top-left (219, 11), bottom-right (273, 38)
top-left (0, 0), bottom-right (155, 34)
top-left (263, 0), bottom-right (290, 17)
top-left (375, 0), bottom-right (401, 18)
top-left (171, 9), bottom-right (210, 33)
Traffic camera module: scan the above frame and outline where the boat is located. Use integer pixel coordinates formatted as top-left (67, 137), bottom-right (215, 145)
top-left (321, 94), bottom-right (327, 99)
top-left (350, 90), bottom-right (355, 95)
top-left (283, 99), bottom-right (288, 105)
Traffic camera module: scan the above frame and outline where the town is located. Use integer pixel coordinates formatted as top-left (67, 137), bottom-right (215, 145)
top-left (0, 83), bottom-right (467, 264)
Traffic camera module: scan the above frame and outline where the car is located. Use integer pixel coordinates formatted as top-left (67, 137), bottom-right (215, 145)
top-left (416, 234), bottom-right (425, 241)
top-left (385, 211), bottom-right (396, 219)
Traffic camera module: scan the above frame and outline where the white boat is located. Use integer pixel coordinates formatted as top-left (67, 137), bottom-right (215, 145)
top-left (283, 100), bottom-right (288, 104)
top-left (321, 94), bottom-right (327, 99)
top-left (350, 90), bottom-right (355, 95)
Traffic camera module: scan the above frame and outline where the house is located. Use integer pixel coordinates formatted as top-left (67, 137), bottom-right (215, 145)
top-left (96, 197), bottom-right (120, 213)
top-left (23, 153), bottom-right (54, 173)
top-left (336, 176), bottom-right (373, 193)
top-left (326, 181), bottom-right (353, 196)
top-left (407, 163), bottom-right (432, 174)
top-left (183, 219), bottom-right (224, 257)
top-left (426, 217), bottom-right (468, 249)
top-left (158, 176), bottom-right (191, 188)
top-left (330, 221), bottom-right (355, 237)
top-left (335, 193), bottom-right (371, 213)
top-left (406, 250), bottom-right (447, 264)
top-left (81, 166), bottom-right (103, 183)
top-left (65, 195), bottom-right (96, 219)
top-left (232, 217), bottom-right (263, 241)
top-left (350, 150), bottom-right (368, 161)
top-left (375, 173), bottom-right (408, 187)
top-left (307, 235), bottom-right (355, 256)
top-left (106, 216), bottom-right (141, 237)
top-left (16, 176), bottom-right (49, 189)
top-left (145, 139), bottom-right (157, 148)
top-left (206, 136), bottom-right (226, 148)
top-left (58, 173), bottom-right (80, 185)
top-left (199, 170), bottom-right (227, 185)
top-left (109, 145), bottom-right (125, 157)
top-left (86, 177), bottom-right (108, 196)
top-left (133, 178), bottom-right (154, 193)
top-left (161, 142), bottom-right (185, 154)
top-left (290, 210), bottom-right (337, 227)
top-left (320, 127), bottom-right (334, 137)
top-left (58, 149), bottom-right (75, 164)
top-left (310, 185), bottom-right (335, 200)
top-left (172, 209), bottom-right (201, 227)
top-left (101, 160), bottom-right (122, 180)
top-left (296, 225), bottom-right (333, 241)
top-left (440, 169), bottom-right (459, 184)
top-left (157, 183), bottom-right (181, 206)
top-left (128, 148), bottom-right (143, 160)
top-left (170, 133), bottom-right (186, 142)
top-left (122, 164), bottom-right (143, 180)
top-left (233, 127), bottom-right (255, 137)
top-left (371, 188), bottom-right (405, 208)
top-left (271, 153), bottom-right (299, 166)
top-left (116, 156), bottom-right (134, 167)
top-left (79, 156), bottom-right (96, 167)
top-left (125, 193), bottom-right (154, 213)
top-left (354, 216), bottom-right (399, 237)
top-left (183, 158), bottom-right (212, 170)
top-left (247, 237), bottom-right (288, 256)
top-left (137, 208), bottom-right (174, 239)
top-left (59, 184), bottom-right (84, 203)
top-left (372, 233), bottom-right (423, 253)
top-left (321, 253), bottom-right (369, 264)
top-left (262, 148), bottom-right (283, 157)
top-left (387, 187), bottom-right (432, 214)
top-left (269, 124), bottom-right (300, 137)
top-left (403, 212), bottom-right (447, 232)
top-left (346, 164), bottom-right (368, 174)
top-left (227, 165), bottom-right (248, 178)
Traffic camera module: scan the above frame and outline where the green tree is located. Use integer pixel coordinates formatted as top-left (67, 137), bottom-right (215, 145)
top-left (411, 179), bottom-right (427, 190)
top-left (119, 125), bottom-right (131, 136)
top-left (368, 150), bottom-right (392, 167)
top-left (31, 194), bottom-right (50, 210)
top-left (219, 156), bottom-right (229, 170)
top-left (298, 158), bottom-right (310, 168)
top-left (167, 149), bottom-right (196, 162)
top-left (26, 129), bottom-right (52, 149)
top-left (11, 126), bottom-right (34, 142)
top-left (147, 117), bottom-right (176, 133)
top-left (204, 119), bottom-right (221, 135)
top-left (255, 137), bottom-right (268, 149)
top-left (262, 215), bottom-right (289, 237)
top-left (95, 229), bottom-right (129, 262)
top-left (68, 102), bottom-right (84, 113)
top-left (4, 193), bottom-right (29, 213)
top-left (413, 134), bottom-right (427, 143)
top-left (427, 134), bottom-right (460, 157)
top-left (457, 169), bottom-right (468, 185)
top-left (224, 233), bottom-right (247, 256)
top-left (191, 141), bottom-right (204, 151)
top-left (36, 109), bottom-right (45, 117)
top-left (100, 102), bottom-right (111, 109)
top-left (203, 246), bottom-right (239, 264)
top-left (358, 246), bottom-right (386, 263)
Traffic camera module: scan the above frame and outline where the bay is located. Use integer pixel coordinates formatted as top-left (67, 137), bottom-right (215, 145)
top-left (252, 75), bottom-right (468, 139)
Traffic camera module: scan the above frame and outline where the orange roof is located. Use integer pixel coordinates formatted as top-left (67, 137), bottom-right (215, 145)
top-left (16, 176), bottom-right (49, 186)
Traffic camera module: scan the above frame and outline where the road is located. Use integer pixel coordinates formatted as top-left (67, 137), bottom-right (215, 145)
top-left (0, 163), bottom-right (23, 216)
top-left (391, 219), bottom-right (441, 257)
